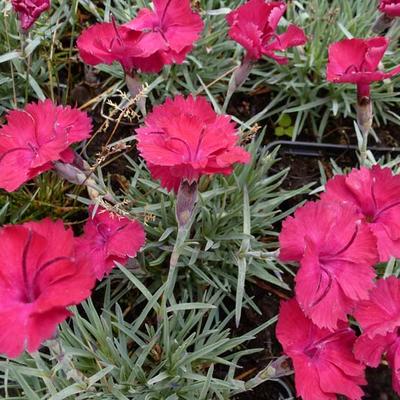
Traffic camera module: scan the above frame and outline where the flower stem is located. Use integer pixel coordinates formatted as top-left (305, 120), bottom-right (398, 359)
top-left (356, 96), bottom-right (373, 166)
top-left (164, 181), bottom-right (198, 299)
top-left (125, 72), bottom-right (147, 116)
top-left (20, 30), bottom-right (30, 103)
top-left (360, 127), bottom-right (369, 166)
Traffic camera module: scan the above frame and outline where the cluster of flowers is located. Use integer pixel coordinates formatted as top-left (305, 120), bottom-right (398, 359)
top-left (8, 0), bottom-right (400, 395)
top-left (0, 207), bottom-right (145, 358)
top-left (0, 96), bottom-right (250, 358)
top-left (11, 0), bottom-right (309, 74)
top-left (277, 165), bottom-right (400, 399)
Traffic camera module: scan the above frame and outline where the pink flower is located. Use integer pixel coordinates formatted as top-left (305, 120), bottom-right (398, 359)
top-left (136, 95), bottom-right (251, 192)
top-left (322, 165), bottom-right (400, 262)
top-left (0, 100), bottom-right (92, 192)
top-left (77, 0), bottom-right (203, 74)
top-left (379, 0), bottom-right (400, 17)
top-left (276, 299), bottom-right (366, 400)
top-left (226, 0), bottom-right (307, 63)
top-left (353, 277), bottom-right (400, 395)
top-left (327, 37), bottom-right (400, 98)
top-left (11, 0), bottom-right (50, 31)
top-left (0, 219), bottom-right (95, 358)
top-left (126, 0), bottom-right (204, 67)
top-left (354, 277), bottom-right (400, 339)
top-left (76, 207), bottom-right (145, 280)
top-left (76, 22), bottom-right (151, 72)
top-left (279, 201), bottom-right (378, 330)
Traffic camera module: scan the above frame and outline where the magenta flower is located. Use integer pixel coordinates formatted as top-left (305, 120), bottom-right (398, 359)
top-left (226, 0), bottom-right (307, 63)
top-left (322, 166), bottom-right (400, 262)
top-left (277, 299), bottom-right (366, 400)
top-left (0, 100), bottom-right (92, 192)
top-left (0, 219), bottom-right (95, 358)
top-left (379, 0), bottom-right (400, 17)
top-left (354, 277), bottom-right (400, 395)
top-left (76, 207), bottom-right (145, 280)
top-left (76, 22), bottom-right (151, 72)
top-left (126, 0), bottom-right (204, 66)
top-left (11, 0), bottom-right (50, 31)
top-left (77, 0), bottom-right (203, 74)
top-left (327, 37), bottom-right (400, 99)
top-left (279, 201), bottom-right (378, 330)
top-left (136, 95), bottom-right (251, 192)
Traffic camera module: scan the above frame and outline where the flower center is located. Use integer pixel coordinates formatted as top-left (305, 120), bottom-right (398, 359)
top-left (304, 345), bottom-right (319, 359)
top-left (365, 214), bottom-right (375, 223)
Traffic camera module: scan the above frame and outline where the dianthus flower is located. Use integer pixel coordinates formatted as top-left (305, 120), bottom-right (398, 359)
top-left (76, 22), bottom-right (151, 72)
top-left (354, 277), bottom-right (400, 395)
top-left (77, 0), bottom-right (203, 74)
top-left (0, 100), bottom-right (92, 192)
top-left (379, 0), bottom-right (400, 17)
top-left (279, 200), bottom-right (378, 330)
top-left (327, 37), bottom-right (400, 99)
top-left (0, 219), bottom-right (95, 358)
top-left (226, 0), bottom-right (307, 63)
top-left (11, 0), bottom-right (50, 31)
top-left (322, 165), bottom-right (400, 262)
top-left (76, 207), bottom-right (145, 280)
top-left (136, 95), bottom-right (251, 192)
top-left (277, 299), bottom-right (366, 400)
top-left (126, 0), bottom-right (204, 67)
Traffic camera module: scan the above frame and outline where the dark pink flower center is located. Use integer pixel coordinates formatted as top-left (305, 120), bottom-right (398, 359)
top-left (304, 328), bottom-right (349, 359)
top-left (150, 124), bottom-right (207, 163)
top-left (95, 221), bottom-right (127, 249)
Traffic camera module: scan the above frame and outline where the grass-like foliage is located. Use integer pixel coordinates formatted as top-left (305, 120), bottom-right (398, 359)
top-left (0, 282), bottom-right (278, 399)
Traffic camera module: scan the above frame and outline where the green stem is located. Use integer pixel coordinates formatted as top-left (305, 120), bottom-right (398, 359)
top-left (164, 181), bottom-right (198, 300)
top-left (360, 126), bottom-right (369, 166)
top-left (20, 31), bottom-right (30, 102)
